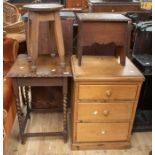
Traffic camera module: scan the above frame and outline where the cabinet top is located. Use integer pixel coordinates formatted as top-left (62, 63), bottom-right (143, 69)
top-left (77, 13), bottom-right (131, 22)
top-left (71, 55), bottom-right (144, 82)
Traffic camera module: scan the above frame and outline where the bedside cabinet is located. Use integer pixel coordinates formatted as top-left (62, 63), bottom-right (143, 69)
top-left (71, 55), bottom-right (144, 150)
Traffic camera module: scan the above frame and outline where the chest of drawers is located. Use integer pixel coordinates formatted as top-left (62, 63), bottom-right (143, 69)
top-left (88, 0), bottom-right (141, 13)
top-left (71, 55), bottom-right (144, 150)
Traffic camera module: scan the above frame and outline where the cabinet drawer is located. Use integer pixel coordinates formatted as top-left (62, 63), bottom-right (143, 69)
top-left (78, 84), bottom-right (138, 100)
top-left (78, 102), bottom-right (134, 121)
top-left (76, 123), bottom-right (129, 142)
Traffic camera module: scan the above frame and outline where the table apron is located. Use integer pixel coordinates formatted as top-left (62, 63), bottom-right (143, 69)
top-left (14, 77), bottom-right (66, 86)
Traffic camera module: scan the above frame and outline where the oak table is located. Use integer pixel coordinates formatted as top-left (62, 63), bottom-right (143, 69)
top-left (7, 54), bottom-right (72, 144)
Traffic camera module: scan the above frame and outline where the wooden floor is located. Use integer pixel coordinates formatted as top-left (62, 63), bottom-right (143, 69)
top-left (7, 111), bottom-right (152, 155)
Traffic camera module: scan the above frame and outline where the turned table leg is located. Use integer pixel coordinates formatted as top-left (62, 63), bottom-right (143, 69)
top-left (13, 79), bottom-right (25, 144)
top-left (63, 78), bottom-right (68, 142)
top-left (25, 86), bottom-right (31, 119)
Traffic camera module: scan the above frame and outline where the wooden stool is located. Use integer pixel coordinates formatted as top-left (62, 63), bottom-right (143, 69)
top-left (76, 13), bottom-right (132, 66)
top-left (24, 4), bottom-right (65, 68)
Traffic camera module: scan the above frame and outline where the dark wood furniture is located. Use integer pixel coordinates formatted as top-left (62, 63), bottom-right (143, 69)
top-left (7, 55), bottom-right (72, 144)
top-left (88, 0), bottom-right (142, 13)
top-left (66, 0), bottom-right (88, 10)
top-left (131, 21), bottom-right (152, 131)
top-left (71, 55), bottom-right (144, 150)
top-left (24, 3), bottom-right (65, 68)
top-left (76, 13), bottom-right (132, 66)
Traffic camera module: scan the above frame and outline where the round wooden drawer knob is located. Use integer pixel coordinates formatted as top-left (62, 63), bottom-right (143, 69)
top-left (106, 90), bottom-right (112, 97)
top-left (93, 110), bottom-right (98, 115)
top-left (102, 110), bottom-right (109, 116)
top-left (101, 130), bottom-right (106, 135)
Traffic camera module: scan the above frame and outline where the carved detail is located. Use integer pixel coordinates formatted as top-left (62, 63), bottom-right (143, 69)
top-left (15, 98), bottom-right (24, 133)
top-left (82, 42), bottom-right (117, 56)
top-left (25, 86), bottom-right (31, 118)
top-left (63, 94), bottom-right (67, 132)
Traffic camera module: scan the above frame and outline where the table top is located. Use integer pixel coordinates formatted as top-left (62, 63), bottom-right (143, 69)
top-left (23, 3), bottom-right (63, 11)
top-left (7, 54), bottom-right (72, 78)
top-left (77, 13), bottom-right (131, 22)
top-left (71, 55), bottom-right (144, 81)
top-left (88, 0), bottom-right (140, 4)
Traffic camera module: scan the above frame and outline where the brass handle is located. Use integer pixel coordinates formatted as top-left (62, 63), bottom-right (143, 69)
top-left (93, 110), bottom-right (98, 115)
top-left (106, 90), bottom-right (112, 97)
top-left (102, 110), bottom-right (109, 116)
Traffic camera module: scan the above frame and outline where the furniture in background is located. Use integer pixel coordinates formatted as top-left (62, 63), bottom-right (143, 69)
top-left (9, 0), bottom-right (63, 4)
top-left (71, 55), bottom-right (144, 150)
top-left (88, 0), bottom-right (142, 13)
top-left (3, 2), bottom-right (26, 41)
top-left (3, 36), bottom-right (19, 155)
top-left (76, 13), bottom-right (132, 66)
top-left (7, 55), bottom-right (72, 144)
top-left (24, 3), bottom-right (65, 69)
top-left (132, 21), bottom-right (152, 131)
top-left (3, 2), bottom-right (26, 54)
top-left (66, 0), bottom-right (88, 10)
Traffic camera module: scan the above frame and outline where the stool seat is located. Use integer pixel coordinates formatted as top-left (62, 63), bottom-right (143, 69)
top-left (24, 3), bottom-right (63, 12)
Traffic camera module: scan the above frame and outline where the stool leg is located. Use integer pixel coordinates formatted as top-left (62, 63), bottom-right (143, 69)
top-left (25, 86), bottom-right (31, 119)
top-left (31, 18), bottom-right (39, 66)
top-left (27, 17), bottom-right (31, 56)
top-left (77, 26), bottom-right (82, 66)
top-left (54, 12), bottom-right (65, 66)
top-left (13, 79), bottom-right (25, 144)
top-left (119, 46), bottom-right (125, 66)
top-left (49, 21), bottom-right (56, 55)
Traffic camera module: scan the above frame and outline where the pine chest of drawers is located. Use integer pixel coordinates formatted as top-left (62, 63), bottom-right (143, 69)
top-left (71, 55), bottom-right (144, 150)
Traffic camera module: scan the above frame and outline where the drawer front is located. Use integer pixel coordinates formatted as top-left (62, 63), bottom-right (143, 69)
top-left (78, 84), bottom-right (138, 100)
top-left (78, 102), bottom-right (134, 121)
top-left (76, 123), bottom-right (129, 142)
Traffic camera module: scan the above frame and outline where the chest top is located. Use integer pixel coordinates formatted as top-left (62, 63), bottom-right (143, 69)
top-left (76, 13), bottom-right (131, 22)
top-left (71, 55), bottom-right (144, 82)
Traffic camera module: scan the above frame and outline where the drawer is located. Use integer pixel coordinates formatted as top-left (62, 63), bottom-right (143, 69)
top-left (78, 84), bottom-right (138, 100)
top-left (76, 122), bottom-right (129, 142)
top-left (78, 102), bottom-right (134, 122)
